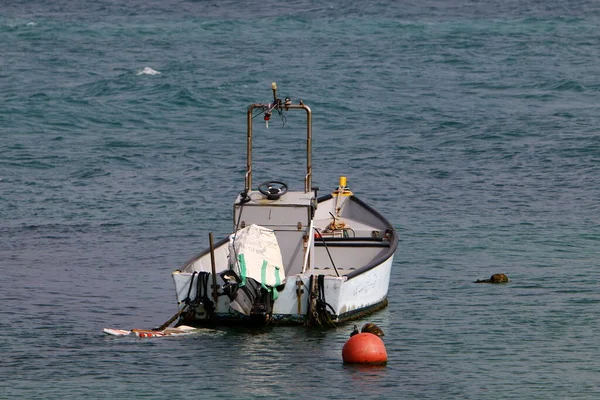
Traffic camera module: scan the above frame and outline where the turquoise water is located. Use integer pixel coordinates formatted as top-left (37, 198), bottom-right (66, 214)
top-left (2, 1), bottom-right (600, 398)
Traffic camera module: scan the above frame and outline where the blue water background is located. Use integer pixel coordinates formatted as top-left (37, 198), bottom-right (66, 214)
top-left (2, 1), bottom-right (600, 398)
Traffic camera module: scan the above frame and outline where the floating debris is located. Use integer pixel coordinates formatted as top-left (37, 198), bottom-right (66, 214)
top-left (103, 325), bottom-right (198, 338)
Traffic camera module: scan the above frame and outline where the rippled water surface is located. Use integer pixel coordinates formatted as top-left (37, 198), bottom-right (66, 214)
top-left (2, 1), bottom-right (600, 399)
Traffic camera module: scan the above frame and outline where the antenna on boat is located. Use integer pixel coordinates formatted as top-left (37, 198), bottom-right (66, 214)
top-left (264, 82), bottom-right (279, 129)
top-left (246, 83), bottom-right (313, 192)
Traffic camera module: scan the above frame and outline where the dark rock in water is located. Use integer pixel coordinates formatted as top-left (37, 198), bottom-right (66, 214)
top-left (475, 273), bottom-right (509, 283)
top-left (361, 323), bottom-right (384, 337)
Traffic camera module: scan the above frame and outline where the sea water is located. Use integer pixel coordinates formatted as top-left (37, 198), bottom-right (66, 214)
top-left (2, 1), bottom-right (600, 398)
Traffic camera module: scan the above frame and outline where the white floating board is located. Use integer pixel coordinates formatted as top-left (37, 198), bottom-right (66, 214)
top-left (103, 325), bottom-right (198, 338)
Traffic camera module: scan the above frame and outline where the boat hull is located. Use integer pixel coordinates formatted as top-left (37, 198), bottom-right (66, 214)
top-left (171, 194), bottom-right (397, 327)
top-left (171, 253), bottom-right (393, 326)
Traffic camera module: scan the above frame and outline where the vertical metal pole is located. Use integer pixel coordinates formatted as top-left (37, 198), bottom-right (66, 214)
top-left (245, 106), bottom-right (254, 191)
top-left (209, 232), bottom-right (218, 304)
top-left (303, 105), bottom-right (312, 193)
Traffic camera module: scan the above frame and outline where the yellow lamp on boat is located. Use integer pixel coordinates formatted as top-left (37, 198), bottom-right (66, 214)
top-left (334, 176), bottom-right (352, 196)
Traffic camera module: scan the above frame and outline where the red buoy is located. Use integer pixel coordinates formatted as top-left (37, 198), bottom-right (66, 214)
top-left (342, 332), bottom-right (387, 365)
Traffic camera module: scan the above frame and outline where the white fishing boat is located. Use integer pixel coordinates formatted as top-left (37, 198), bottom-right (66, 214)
top-left (171, 83), bottom-right (398, 327)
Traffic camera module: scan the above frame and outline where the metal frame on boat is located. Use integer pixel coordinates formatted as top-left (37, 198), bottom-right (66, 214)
top-left (171, 83), bottom-right (398, 327)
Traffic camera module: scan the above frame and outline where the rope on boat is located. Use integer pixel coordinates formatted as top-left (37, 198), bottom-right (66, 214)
top-left (313, 227), bottom-right (340, 277)
top-left (184, 271), bottom-right (197, 305)
top-left (155, 269), bottom-right (220, 330)
top-left (307, 274), bottom-right (336, 328)
top-left (178, 270), bottom-right (217, 324)
top-left (192, 272), bottom-right (215, 318)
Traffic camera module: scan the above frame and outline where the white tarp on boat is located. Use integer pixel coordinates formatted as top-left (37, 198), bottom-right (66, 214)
top-left (228, 224), bottom-right (285, 289)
